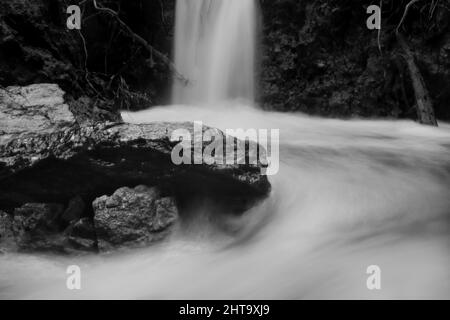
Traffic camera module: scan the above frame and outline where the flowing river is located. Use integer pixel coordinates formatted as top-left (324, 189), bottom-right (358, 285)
top-left (1, 103), bottom-right (449, 299)
top-left (0, 0), bottom-right (449, 299)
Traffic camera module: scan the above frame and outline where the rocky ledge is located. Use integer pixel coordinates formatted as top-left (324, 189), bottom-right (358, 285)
top-left (0, 84), bottom-right (270, 254)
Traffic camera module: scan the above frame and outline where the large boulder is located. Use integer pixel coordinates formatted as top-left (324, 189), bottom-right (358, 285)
top-left (0, 185), bottom-right (177, 254)
top-left (0, 83), bottom-right (270, 254)
top-left (0, 83), bottom-right (270, 213)
top-left (93, 186), bottom-right (178, 251)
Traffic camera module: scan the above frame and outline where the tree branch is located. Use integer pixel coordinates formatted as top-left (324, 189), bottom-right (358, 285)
top-left (396, 0), bottom-right (421, 35)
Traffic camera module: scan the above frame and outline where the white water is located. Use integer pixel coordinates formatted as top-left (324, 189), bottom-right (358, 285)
top-left (1, 105), bottom-right (449, 299)
top-left (172, 0), bottom-right (257, 104)
top-left (1, 0), bottom-right (449, 300)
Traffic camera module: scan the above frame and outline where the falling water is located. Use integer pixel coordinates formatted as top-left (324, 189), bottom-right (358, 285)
top-left (2, 106), bottom-right (450, 299)
top-left (172, 0), bottom-right (257, 104)
top-left (1, 1), bottom-right (449, 299)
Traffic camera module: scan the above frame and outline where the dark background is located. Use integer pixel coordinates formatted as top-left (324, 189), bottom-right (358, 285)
top-left (0, 0), bottom-right (449, 121)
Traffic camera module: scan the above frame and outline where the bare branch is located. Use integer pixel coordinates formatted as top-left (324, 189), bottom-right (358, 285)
top-left (396, 0), bottom-right (421, 35)
top-left (377, 0), bottom-right (383, 55)
top-left (77, 29), bottom-right (101, 96)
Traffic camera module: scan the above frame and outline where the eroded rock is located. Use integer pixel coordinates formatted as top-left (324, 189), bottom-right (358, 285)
top-left (93, 186), bottom-right (178, 251)
top-left (0, 84), bottom-right (270, 213)
top-left (11, 203), bottom-right (65, 252)
top-left (61, 196), bottom-right (85, 226)
top-left (64, 218), bottom-right (97, 253)
top-left (0, 203), bottom-right (96, 254)
top-left (0, 210), bottom-right (15, 252)
top-left (0, 83), bottom-right (271, 254)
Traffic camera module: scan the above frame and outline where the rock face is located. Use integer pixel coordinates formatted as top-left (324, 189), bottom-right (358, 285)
top-left (0, 83), bottom-right (270, 254)
top-left (12, 203), bottom-right (65, 252)
top-left (61, 196), bottom-right (85, 225)
top-left (0, 210), bottom-right (15, 252)
top-left (93, 186), bottom-right (178, 251)
top-left (260, 1), bottom-right (450, 120)
top-left (0, 0), bottom-right (170, 110)
top-left (0, 83), bottom-right (270, 211)
top-left (0, 185), bottom-right (177, 254)
top-left (0, 84), bottom-right (75, 143)
top-left (2, 202), bottom-right (96, 253)
top-left (64, 218), bottom-right (97, 253)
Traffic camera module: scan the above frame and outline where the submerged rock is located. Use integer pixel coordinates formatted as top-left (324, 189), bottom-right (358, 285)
top-left (93, 186), bottom-right (178, 251)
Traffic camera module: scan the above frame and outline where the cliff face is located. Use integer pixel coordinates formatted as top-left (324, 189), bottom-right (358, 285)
top-left (259, 0), bottom-right (450, 120)
top-left (0, 0), bottom-right (449, 120)
top-left (0, 0), bottom-right (82, 90)
top-left (0, 0), bottom-right (174, 114)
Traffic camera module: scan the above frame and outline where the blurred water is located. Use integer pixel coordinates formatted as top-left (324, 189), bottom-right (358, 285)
top-left (1, 104), bottom-right (449, 299)
top-left (172, 0), bottom-right (257, 104)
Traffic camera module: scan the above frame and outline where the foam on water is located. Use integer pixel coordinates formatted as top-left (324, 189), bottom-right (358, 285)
top-left (1, 0), bottom-right (449, 300)
top-left (1, 104), bottom-right (449, 299)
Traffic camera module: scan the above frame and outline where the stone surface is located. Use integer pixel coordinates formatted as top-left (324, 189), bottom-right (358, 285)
top-left (93, 186), bottom-right (178, 251)
top-left (61, 196), bottom-right (85, 226)
top-left (12, 203), bottom-right (65, 252)
top-left (0, 84), bottom-right (74, 143)
top-left (1, 203), bottom-right (95, 254)
top-left (0, 210), bottom-right (15, 252)
top-left (64, 218), bottom-right (97, 253)
top-left (0, 83), bottom-right (271, 254)
top-left (0, 83), bottom-right (270, 214)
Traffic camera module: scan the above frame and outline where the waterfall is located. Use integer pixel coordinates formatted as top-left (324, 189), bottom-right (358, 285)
top-left (172, 0), bottom-right (258, 105)
top-left (1, 0), bottom-right (449, 301)
top-left (6, 105), bottom-right (450, 299)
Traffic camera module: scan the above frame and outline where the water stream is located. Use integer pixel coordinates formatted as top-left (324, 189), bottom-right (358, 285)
top-left (0, 0), bottom-right (449, 299)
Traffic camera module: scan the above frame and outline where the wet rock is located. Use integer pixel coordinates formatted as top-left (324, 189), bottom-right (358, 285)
top-left (12, 203), bottom-right (65, 252)
top-left (2, 203), bottom-right (97, 254)
top-left (61, 196), bottom-right (85, 226)
top-left (93, 186), bottom-right (178, 251)
top-left (0, 210), bottom-right (15, 251)
top-left (64, 218), bottom-right (97, 253)
top-left (154, 197), bottom-right (178, 231)
top-left (13, 203), bottom-right (63, 233)
top-left (0, 84), bottom-right (270, 214)
top-left (0, 84), bottom-right (75, 134)
top-left (0, 83), bottom-right (271, 254)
